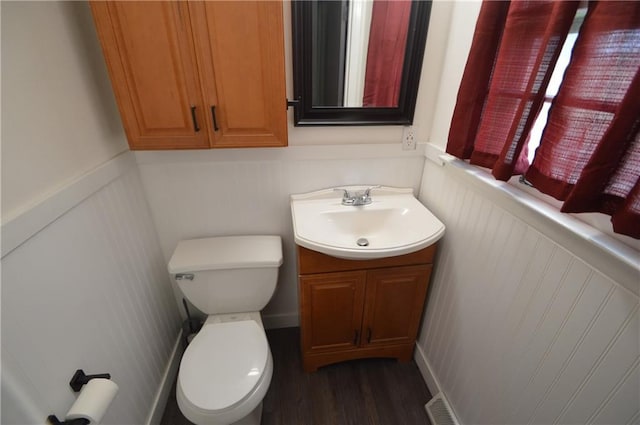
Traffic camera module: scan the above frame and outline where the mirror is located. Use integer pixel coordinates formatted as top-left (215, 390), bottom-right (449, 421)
top-left (292, 0), bottom-right (432, 126)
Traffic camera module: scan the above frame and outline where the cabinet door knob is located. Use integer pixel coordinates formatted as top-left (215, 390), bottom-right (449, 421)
top-left (211, 106), bottom-right (219, 131)
top-left (190, 106), bottom-right (200, 132)
top-left (353, 329), bottom-right (359, 345)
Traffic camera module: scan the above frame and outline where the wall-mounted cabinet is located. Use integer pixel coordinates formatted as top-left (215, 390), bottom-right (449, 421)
top-left (297, 244), bottom-right (436, 372)
top-left (90, 1), bottom-right (287, 150)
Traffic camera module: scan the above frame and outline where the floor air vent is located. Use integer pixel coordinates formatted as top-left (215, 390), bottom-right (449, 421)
top-left (425, 393), bottom-right (459, 425)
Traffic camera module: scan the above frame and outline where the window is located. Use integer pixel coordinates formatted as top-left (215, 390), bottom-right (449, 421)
top-left (527, 9), bottom-right (585, 163)
top-left (446, 1), bottom-right (640, 241)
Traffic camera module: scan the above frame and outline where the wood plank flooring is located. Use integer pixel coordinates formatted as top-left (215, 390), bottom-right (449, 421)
top-left (161, 327), bottom-right (432, 425)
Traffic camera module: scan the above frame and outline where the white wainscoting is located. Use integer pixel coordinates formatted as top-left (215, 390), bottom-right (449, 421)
top-left (1, 153), bottom-right (181, 425)
top-left (135, 144), bottom-right (426, 326)
top-left (417, 160), bottom-right (639, 425)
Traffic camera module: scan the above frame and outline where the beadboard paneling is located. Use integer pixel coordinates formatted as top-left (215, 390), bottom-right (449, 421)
top-left (1, 167), bottom-right (181, 425)
top-left (135, 146), bottom-right (426, 325)
top-left (417, 160), bottom-right (639, 425)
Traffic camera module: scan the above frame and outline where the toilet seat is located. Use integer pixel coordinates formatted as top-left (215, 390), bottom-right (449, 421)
top-left (177, 319), bottom-right (273, 425)
top-left (180, 320), bottom-right (269, 410)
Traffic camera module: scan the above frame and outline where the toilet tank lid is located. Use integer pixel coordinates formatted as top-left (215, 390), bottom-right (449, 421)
top-left (168, 236), bottom-right (283, 274)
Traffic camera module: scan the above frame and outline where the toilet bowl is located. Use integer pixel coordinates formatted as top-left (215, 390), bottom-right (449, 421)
top-left (168, 236), bottom-right (283, 425)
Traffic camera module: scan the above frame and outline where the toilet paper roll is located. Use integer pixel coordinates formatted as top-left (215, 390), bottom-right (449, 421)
top-left (66, 378), bottom-right (119, 424)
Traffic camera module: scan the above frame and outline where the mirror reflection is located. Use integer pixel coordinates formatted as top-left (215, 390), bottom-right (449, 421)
top-left (292, 0), bottom-right (431, 125)
top-left (311, 0), bottom-right (412, 108)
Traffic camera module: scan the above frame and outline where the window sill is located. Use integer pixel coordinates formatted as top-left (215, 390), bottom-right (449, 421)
top-left (431, 150), bottom-right (639, 296)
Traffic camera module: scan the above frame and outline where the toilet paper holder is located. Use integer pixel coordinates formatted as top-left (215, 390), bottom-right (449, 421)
top-left (47, 416), bottom-right (89, 425)
top-left (47, 369), bottom-right (113, 425)
top-left (69, 369), bottom-right (111, 392)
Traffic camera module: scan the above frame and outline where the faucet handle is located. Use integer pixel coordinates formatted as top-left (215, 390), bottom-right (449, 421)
top-left (363, 185), bottom-right (381, 197)
top-left (333, 188), bottom-right (350, 198)
top-left (334, 188), bottom-right (355, 205)
top-left (333, 188), bottom-right (350, 202)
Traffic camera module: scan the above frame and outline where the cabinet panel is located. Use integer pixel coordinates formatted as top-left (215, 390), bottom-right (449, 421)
top-left (190, 1), bottom-right (287, 148)
top-left (90, 2), bottom-right (209, 149)
top-left (300, 271), bottom-right (366, 353)
top-left (363, 265), bottom-right (432, 347)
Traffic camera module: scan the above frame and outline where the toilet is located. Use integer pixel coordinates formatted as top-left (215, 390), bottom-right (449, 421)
top-left (168, 235), bottom-right (283, 425)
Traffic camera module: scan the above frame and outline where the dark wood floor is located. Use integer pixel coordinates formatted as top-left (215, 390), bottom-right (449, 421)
top-left (161, 327), bottom-right (432, 425)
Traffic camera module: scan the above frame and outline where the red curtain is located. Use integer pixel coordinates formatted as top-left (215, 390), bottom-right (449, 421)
top-left (447, 0), bottom-right (640, 238)
top-left (446, 1), bottom-right (510, 159)
top-left (446, 1), bottom-right (579, 180)
top-left (525, 1), bottom-right (640, 238)
top-left (362, 0), bottom-right (411, 107)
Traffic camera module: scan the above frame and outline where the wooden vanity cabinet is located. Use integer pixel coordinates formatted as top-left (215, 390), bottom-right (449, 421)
top-left (297, 245), bottom-right (436, 372)
top-left (90, 1), bottom-right (287, 150)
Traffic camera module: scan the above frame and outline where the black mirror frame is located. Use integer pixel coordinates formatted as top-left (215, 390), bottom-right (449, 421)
top-left (291, 0), bottom-right (432, 126)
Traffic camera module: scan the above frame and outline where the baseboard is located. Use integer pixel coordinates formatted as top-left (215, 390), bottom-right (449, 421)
top-left (262, 312), bottom-right (299, 329)
top-left (145, 331), bottom-right (183, 425)
top-left (414, 343), bottom-right (466, 425)
top-left (413, 342), bottom-right (442, 397)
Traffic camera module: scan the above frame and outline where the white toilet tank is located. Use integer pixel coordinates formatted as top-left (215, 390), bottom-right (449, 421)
top-left (168, 236), bottom-right (282, 314)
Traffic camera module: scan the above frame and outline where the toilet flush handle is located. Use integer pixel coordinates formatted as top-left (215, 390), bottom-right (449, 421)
top-left (175, 273), bottom-right (194, 281)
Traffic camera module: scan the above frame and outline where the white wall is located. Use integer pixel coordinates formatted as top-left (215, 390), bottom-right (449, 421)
top-left (1, 2), bottom-right (180, 424)
top-left (135, 146), bottom-right (426, 327)
top-left (1, 162), bottom-right (181, 425)
top-left (417, 160), bottom-right (639, 425)
top-left (416, 2), bottom-right (639, 424)
top-left (1, 1), bottom-right (128, 220)
top-left (426, 0), bottom-right (481, 148)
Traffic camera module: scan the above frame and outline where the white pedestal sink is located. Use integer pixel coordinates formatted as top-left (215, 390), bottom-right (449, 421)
top-left (291, 186), bottom-right (445, 259)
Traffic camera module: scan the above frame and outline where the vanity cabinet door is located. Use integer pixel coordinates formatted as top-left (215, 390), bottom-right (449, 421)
top-left (299, 271), bottom-right (366, 353)
top-left (189, 1), bottom-right (288, 148)
top-left (362, 265), bottom-right (432, 347)
top-left (90, 2), bottom-right (209, 150)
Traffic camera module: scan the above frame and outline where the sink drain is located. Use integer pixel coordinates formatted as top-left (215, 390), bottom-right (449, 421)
top-left (356, 238), bottom-right (369, 247)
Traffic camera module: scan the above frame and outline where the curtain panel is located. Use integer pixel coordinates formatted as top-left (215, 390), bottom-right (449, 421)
top-left (525, 1), bottom-right (640, 238)
top-left (446, 0), bottom-right (640, 239)
top-left (446, 1), bottom-right (510, 159)
top-left (446, 0), bottom-right (579, 179)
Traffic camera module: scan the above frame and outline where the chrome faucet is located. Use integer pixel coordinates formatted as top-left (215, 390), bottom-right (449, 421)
top-left (334, 185), bottom-right (380, 206)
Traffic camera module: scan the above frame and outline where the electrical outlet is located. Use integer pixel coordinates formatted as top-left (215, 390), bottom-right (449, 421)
top-left (402, 126), bottom-right (416, 150)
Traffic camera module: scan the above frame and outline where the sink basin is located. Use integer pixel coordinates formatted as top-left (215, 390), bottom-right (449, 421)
top-left (291, 186), bottom-right (445, 259)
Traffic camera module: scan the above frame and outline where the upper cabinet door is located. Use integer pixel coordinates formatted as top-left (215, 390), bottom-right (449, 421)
top-left (190, 1), bottom-right (288, 148)
top-left (91, 2), bottom-right (209, 149)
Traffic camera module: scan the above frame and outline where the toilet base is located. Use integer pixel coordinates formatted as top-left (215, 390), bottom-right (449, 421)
top-left (229, 401), bottom-right (262, 425)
